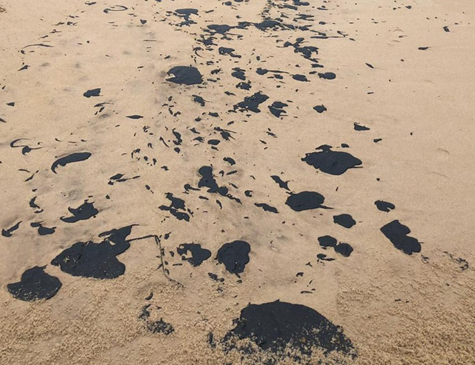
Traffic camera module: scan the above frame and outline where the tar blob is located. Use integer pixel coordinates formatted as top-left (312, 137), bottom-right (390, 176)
top-left (334, 243), bottom-right (353, 257)
top-left (318, 72), bottom-right (336, 80)
top-left (333, 214), bottom-right (356, 229)
top-left (167, 66), bottom-right (203, 85)
top-left (51, 152), bottom-right (91, 173)
top-left (159, 193), bottom-right (191, 222)
top-left (313, 105), bottom-right (327, 113)
top-left (83, 88), bottom-right (101, 97)
top-left (60, 201), bottom-right (98, 223)
top-left (268, 102), bottom-right (288, 117)
top-left (318, 235), bottom-right (337, 248)
top-left (217, 240), bottom-right (251, 275)
top-left (51, 225), bottom-right (134, 279)
top-left (2, 221), bottom-right (21, 237)
top-left (31, 222), bottom-right (56, 235)
top-left (255, 203), bottom-right (278, 213)
top-left (375, 200), bottom-right (395, 212)
top-left (286, 191), bottom-right (328, 211)
top-left (7, 266), bottom-right (62, 301)
top-left (380, 220), bottom-right (421, 255)
top-left (177, 243), bottom-right (211, 266)
top-left (234, 92), bottom-right (269, 113)
top-left (223, 301), bottom-right (356, 359)
top-left (302, 145), bottom-right (362, 175)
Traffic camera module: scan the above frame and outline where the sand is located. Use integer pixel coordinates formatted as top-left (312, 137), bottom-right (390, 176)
top-left (1, 0), bottom-right (475, 363)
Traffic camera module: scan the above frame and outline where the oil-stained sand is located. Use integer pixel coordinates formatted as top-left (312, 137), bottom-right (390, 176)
top-left (1, 0), bottom-right (475, 363)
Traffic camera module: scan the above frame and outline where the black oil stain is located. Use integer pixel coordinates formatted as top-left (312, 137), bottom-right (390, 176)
top-left (193, 95), bottom-right (205, 106)
top-left (271, 175), bottom-right (290, 191)
top-left (255, 203), bottom-right (278, 213)
top-left (31, 222), bottom-right (56, 235)
top-left (10, 138), bottom-right (41, 155)
top-left (217, 240), bottom-right (251, 275)
top-left (51, 225), bottom-right (134, 279)
top-left (380, 220), bottom-right (421, 255)
top-left (7, 266), bottom-right (62, 301)
top-left (236, 81), bottom-right (251, 90)
top-left (317, 253), bottom-right (335, 262)
top-left (223, 157), bottom-right (236, 165)
top-left (375, 200), bottom-right (395, 212)
top-left (208, 272), bottom-right (225, 282)
top-left (29, 197), bottom-right (43, 213)
top-left (177, 243), bottom-right (211, 266)
top-left (215, 127), bottom-right (235, 141)
top-left (313, 105), bottom-right (327, 113)
top-left (354, 123), bottom-right (370, 131)
top-left (198, 166), bottom-right (226, 195)
top-left (234, 92), bottom-right (269, 113)
top-left (159, 193), bottom-right (191, 222)
top-left (231, 68), bottom-right (246, 80)
top-left (139, 304), bottom-right (175, 334)
top-left (219, 47), bottom-right (241, 58)
top-left (286, 191), bottom-right (328, 211)
top-left (167, 66), bottom-right (203, 85)
top-left (146, 318), bottom-right (174, 334)
top-left (103, 5), bottom-right (127, 13)
top-left (318, 235), bottom-right (337, 249)
top-left (222, 300), bottom-right (356, 359)
top-left (175, 8), bottom-right (198, 26)
top-left (206, 24), bottom-right (233, 36)
top-left (333, 214), bottom-right (356, 229)
top-left (318, 72), bottom-right (336, 80)
top-left (443, 251), bottom-right (468, 271)
top-left (83, 88), bottom-right (101, 97)
top-left (2, 221), bottom-right (21, 237)
top-left (292, 74), bottom-right (308, 82)
top-left (51, 152), bottom-right (91, 173)
top-left (60, 201), bottom-right (98, 223)
top-left (197, 166), bottom-right (240, 203)
top-left (268, 102), bottom-right (288, 117)
top-left (318, 235), bottom-right (354, 258)
top-left (334, 243), bottom-right (353, 257)
top-left (252, 19), bottom-right (287, 31)
top-left (302, 145), bottom-right (362, 175)
top-left (283, 39), bottom-right (319, 64)
top-left (172, 129), bottom-right (182, 146)
top-left (108, 173), bottom-right (140, 185)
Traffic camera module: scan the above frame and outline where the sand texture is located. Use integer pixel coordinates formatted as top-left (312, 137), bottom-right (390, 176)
top-left (1, 0), bottom-right (475, 363)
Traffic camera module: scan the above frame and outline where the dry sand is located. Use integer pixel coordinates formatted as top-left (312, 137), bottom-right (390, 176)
top-left (1, 0), bottom-right (475, 363)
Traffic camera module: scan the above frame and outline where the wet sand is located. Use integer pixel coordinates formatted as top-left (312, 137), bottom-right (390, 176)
top-left (1, 0), bottom-right (475, 363)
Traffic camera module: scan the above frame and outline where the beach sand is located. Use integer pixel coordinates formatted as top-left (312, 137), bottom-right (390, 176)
top-left (0, 0), bottom-right (474, 363)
